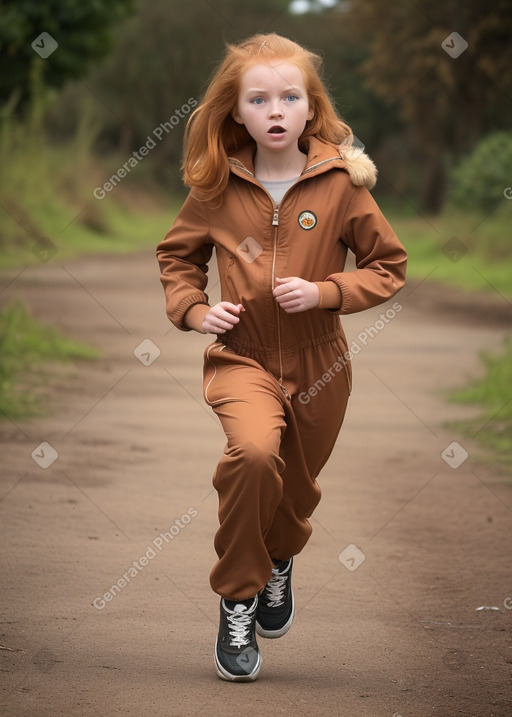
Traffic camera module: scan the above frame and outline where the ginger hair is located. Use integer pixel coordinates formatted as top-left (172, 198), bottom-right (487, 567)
top-left (183, 32), bottom-right (353, 204)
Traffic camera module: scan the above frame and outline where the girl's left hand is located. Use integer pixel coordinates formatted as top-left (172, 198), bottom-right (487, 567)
top-left (273, 276), bottom-right (320, 313)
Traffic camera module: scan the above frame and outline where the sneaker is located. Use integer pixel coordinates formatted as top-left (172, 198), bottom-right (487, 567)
top-left (215, 596), bottom-right (261, 682)
top-left (256, 558), bottom-right (294, 639)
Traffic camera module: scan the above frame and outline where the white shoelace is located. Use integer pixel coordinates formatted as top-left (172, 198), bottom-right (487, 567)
top-left (265, 569), bottom-right (287, 608)
top-left (226, 603), bottom-right (255, 648)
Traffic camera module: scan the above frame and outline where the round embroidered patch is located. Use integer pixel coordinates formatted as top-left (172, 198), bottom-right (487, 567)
top-left (298, 210), bottom-right (317, 230)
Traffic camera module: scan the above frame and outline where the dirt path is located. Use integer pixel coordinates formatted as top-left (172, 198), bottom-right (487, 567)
top-left (1, 250), bottom-right (511, 717)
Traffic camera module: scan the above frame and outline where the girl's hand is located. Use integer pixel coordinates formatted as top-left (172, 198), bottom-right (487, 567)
top-left (202, 302), bottom-right (245, 334)
top-left (273, 277), bottom-right (320, 313)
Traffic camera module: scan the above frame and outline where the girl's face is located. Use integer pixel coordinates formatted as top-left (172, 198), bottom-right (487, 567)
top-left (232, 61), bottom-right (313, 153)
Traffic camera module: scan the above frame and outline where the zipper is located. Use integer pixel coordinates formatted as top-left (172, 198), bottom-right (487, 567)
top-left (270, 206), bottom-right (290, 401)
top-left (228, 154), bottom-right (342, 402)
top-left (227, 162), bottom-right (289, 398)
top-left (301, 156), bottom-right (340, 175)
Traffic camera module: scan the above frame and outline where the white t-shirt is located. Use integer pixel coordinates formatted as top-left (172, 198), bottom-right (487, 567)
top-left (259, 176), bottom-right (299, 206)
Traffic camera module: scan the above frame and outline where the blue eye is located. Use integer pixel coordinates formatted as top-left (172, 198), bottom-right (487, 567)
top-left (251, 98), bottom-right (264, 105)
top-left (286, 95), bottom-right (299, 102)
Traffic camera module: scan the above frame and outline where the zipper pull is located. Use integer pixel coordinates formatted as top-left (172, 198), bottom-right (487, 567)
top-left (279, 382), bottom-right (291, 401)
top-left (272, 207), bottom-right (279, 226)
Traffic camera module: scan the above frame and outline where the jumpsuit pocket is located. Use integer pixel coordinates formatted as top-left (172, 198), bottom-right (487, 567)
top-left (203, 341), bottom-right (245, 407)
top-left (334, 336), bottom-right (353, 396)
top-left (224, 255), bottom-right (238, 304)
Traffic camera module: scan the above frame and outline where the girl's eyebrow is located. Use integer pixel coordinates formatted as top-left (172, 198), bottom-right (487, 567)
top-left (246, 86), bottom-right (304, 94)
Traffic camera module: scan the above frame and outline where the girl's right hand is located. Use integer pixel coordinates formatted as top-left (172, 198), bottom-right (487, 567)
top-left (202, 302), bottom-right (245, 334)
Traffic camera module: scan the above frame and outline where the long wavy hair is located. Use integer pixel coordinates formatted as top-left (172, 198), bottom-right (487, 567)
top-left (183, 33), bottom-right (353, 204)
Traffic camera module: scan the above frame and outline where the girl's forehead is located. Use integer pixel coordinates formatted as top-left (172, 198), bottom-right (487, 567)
top-left (239, 61), bottom-right (306, 90)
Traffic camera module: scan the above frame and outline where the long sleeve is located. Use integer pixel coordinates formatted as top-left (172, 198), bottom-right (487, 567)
top-left (327, 185), bottom-right (407, 314)
top-left (156, 190), bottom-right (214, 331)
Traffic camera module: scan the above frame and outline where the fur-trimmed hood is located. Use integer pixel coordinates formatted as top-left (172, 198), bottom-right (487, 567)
top-left (338, 143), bottom-right (378, 190)
top-left (229, 136), bottom-right (378, 191)
top-left (301, 136), bottom-right (378, 190)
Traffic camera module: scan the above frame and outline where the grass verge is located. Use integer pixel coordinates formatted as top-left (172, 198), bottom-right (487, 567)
top-left (0, 184), bottom-right (178, 271)
top-left (0, 107), bottom-right (178, 420)
top-left (448, 339), bottom-right (512, 471)
top-left (386, 200), bottom-right (512, 298)
top-left (0, 99), bottom-right (179, 270)
top-left (0, 302), bottom-right (99, 419)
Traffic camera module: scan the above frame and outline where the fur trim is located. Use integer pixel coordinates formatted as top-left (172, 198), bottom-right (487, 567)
top-left (338, 145), bottom-right (378, 190)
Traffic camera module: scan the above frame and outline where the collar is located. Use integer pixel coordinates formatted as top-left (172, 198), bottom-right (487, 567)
top-left (228, 136), bottom-right (377, 189)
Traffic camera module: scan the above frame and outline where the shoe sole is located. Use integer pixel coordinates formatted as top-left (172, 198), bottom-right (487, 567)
top-left (256, 592), bottom-right (294, 639)
top-left (214, 638), bottom-right (262, 682)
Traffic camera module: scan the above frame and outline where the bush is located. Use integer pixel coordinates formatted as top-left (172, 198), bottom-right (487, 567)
top-left (450, 132), bottom-right (512, 212)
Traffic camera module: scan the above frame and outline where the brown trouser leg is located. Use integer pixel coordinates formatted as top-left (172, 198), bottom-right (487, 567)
top-left (203, 341), bottom-right (351, 601)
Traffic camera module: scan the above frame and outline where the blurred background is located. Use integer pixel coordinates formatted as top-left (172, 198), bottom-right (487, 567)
top-left (1, 0), bottom-right (511, 463)
top-left (2, 0), bottom-right (511, 252)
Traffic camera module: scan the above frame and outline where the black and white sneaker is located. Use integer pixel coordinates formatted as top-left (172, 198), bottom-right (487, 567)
top-left (215, 596), bottom-right (261, 682)
top-left (256, 558), bottom-right (294, 639)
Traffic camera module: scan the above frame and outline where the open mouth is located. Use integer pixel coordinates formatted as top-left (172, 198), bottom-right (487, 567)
top-left (268, 125), bottom-right (286, 134)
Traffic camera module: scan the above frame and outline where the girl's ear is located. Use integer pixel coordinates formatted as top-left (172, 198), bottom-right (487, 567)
top-left (307, 105), bottom-right (314, 121)
top-left (232, 109), bottom-right (243, 125)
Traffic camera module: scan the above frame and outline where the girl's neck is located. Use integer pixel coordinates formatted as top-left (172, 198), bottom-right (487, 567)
top-left (254, 145), bottom-right (308, 182)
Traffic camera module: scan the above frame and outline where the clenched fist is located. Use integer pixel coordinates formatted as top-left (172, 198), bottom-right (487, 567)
top-left (272, 277), bottom-right (320, 313)
top-left (202, 302), bottom-right (245, 334)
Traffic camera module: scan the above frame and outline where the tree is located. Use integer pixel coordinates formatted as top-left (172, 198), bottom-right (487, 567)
top-left (346, 0), bottom-right (512, 212)
top-left (83, 0), bottom-right (298, 184)
top-left (0, 0), bottom-right (134, 111)
top-left (68, 0), bottom-right (394, 189)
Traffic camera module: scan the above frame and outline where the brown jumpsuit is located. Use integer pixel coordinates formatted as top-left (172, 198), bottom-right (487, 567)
top-left (156, 137), bottom-right (407, 601)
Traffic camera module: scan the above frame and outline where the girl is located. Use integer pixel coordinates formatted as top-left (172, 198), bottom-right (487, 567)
top-left (156, 33), bottom-right (407, 682)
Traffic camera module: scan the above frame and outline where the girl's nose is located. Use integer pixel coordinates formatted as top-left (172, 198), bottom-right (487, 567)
top-left (268, 101), bottom-right (284, 118)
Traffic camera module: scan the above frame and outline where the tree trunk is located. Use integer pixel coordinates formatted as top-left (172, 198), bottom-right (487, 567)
top-left (419, 149), bottom-right (445, 214)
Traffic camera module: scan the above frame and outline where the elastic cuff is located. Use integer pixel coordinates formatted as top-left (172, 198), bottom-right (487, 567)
top-left (315, 281), bottom-right (343, 310)
top-left (183, 303), bottom-right (210, 333)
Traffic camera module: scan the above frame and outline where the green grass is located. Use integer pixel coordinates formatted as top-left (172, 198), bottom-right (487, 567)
top-left (0, 139), bottom-right (179, 270)
top-left (386, 201), bottom-right (512, 297)
top-left (0, 101), bottom-right (179, 269)
top-left (0, 302), bottom-right (99, 419)
top-left (448, 339), bottom-right (512, 470)
top-left (387, 201), bottom-right (512, 471)
top-left (0, 107), bottom-right (180, 420)
top-left (0, 198), bottom-right (177, 270)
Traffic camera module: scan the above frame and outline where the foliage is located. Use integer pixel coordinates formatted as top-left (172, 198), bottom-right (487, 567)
top-left (44, 0), bottom-right (399, 191)
top-left (0, 0), bottom-right (134, 111)
top-left (2, 0), bottom-right (511, 212)
top-left (450, 132), bottom-right (512, 212)
top-left (346, 0), bottom-right (512, 211)
top-left (390, 198), bottom-right (512, 296)
top-left (0, 78), bottom-right (175, 265)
